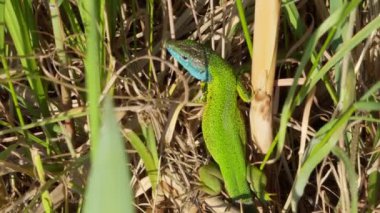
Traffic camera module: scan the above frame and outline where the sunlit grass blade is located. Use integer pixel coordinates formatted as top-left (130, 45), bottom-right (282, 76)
top-left (277, 0), bottom-right (364, 157)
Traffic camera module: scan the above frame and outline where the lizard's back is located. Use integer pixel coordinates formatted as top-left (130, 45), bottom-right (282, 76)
top-left (202, 53), bottom-right (251, 201)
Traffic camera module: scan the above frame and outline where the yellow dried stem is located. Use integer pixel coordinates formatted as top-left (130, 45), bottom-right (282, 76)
top-left (249, 0), bottom-right (280, 153)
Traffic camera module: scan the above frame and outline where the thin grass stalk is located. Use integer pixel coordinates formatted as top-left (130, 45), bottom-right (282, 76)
top-left (106, 0), bottom-right (121, 39)
top-left (148, 0), bottom-right (155, 89)
top-left (81, 0), bottom-right (105, 154)
top-left (62, 1), bottom-right (86, 53)
top-left (31, 149), bottom-right (53, 212)
top-left (49, 0), bottom-right (77, 156)
top-left (235, 0), bottom-right (252, 57)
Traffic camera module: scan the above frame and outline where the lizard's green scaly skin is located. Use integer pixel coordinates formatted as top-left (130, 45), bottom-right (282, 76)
top-left (166, 40), bottom-right (251, 202)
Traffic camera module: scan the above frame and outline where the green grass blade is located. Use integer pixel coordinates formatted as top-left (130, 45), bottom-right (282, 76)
top-left (144, 123), bottom-right (159, 166)
top-left (1, 0), bottom-right (27, 132)
top-left (31, 149), bottom-right (53, 213)
top-left (282, 0), bottom-right (339, 104)
top-left (0, 0), bottom-right (4, 54)
top-left (235, 0), bottom-right (253, 57)
top-left (277, 0), bottom-right (367, 157)
top-left (285, 81), bottom-right (380, 211)
top-left (282, 0), bottom-right (305, 37)
top-left (5, 0), bottom-right (50, 116)
top-left (368, 167), bottom-right (380, 209)
top-left (80, 0), bottom-right (105, 153)
top-left (354, 102), bottom-right (380, 111)
top-left (357, 82), bottom-right (380, 101)
top-left (83, 97), bottom-right (134, 213)
top-left (0, 107), bottom-right (87, 136)
top-left (62, 1), bottom-right (86, 52)
top-left (124, 128), bottom-right (159, 194)
top-left (277, 3), bottom-right (348, 157)
top-left (106, 0), bottom-right (121, 39)
top-left (287, 110), bottom-right (353, 211)
top-left (301, 15), bottom-right (380, 97)
top-left (3, 0), bottom-right (59, 152)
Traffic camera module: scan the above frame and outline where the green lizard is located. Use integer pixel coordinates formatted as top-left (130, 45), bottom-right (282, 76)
top-left (166, 40), bottom-right (265, 203)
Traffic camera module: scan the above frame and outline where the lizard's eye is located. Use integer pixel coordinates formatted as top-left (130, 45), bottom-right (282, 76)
top-left (182, 56), bottom-right (188, 61)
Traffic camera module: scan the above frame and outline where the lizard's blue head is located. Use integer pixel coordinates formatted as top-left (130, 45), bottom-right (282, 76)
top-left (165, 40), bottom-right (211, 82)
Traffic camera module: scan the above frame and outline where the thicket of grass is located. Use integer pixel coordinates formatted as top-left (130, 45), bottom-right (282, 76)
top-left (0, 0), bottom-right (379, 212)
